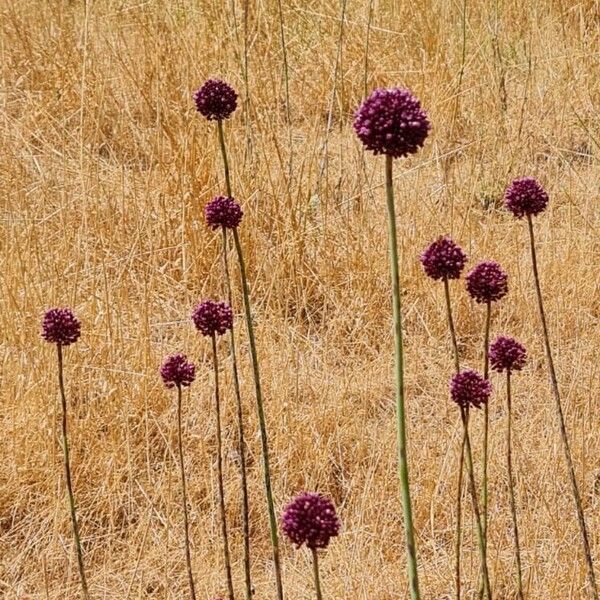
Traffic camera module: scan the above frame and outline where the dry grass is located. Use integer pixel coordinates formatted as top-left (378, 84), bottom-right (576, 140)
top-left (1, 0), bottom-right (599, 598)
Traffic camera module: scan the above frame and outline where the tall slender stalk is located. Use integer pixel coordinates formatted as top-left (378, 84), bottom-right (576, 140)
top-left (527, 215), bottom-right (598, 598)
top-left (57, 344), bottom-right (90, 600)
top-left (275, 0), bottom-right (291, 123)
top-left (211, 335), bottom-right (235, 600)
top-left (481, 301), bottom-right (491, 539)
top-left (384, 155), bottom-right (420, 599)
top-left (311, 548), bottom-right (324, 600)
top-left (221, 227), bottom-right (253, 600)
top-left (217, 113), bottom-right (284, 600)
top-left (505, 372), bottom-right (524, 600)
top-left (176, 385), bottom-right (197, 600)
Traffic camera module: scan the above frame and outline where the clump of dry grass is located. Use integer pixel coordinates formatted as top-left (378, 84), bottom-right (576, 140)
top-left (1, 0), bottom-right (599, 598)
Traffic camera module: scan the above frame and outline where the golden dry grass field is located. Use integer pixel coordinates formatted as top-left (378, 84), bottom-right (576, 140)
top-left (1, 0), bottom-right (600, 598)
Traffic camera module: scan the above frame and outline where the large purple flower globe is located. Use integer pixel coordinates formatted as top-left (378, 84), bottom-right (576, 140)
top-left (281, 492), bottom-right (341, 550)
top-left (450, 369), bottom-right (492, 410)
top-left (420, 236), bottom-right (467, 281)
top-left (160, 354), bottom-right (196, 388)
top-left (490, 336), bottom-right (527, 373)
top-left (204, 196), bottom-right (243, 230)
top-left (191, 300), bottom-right (233, 337)
top-left (42, 308), bottom-right (81, 346)
top-left (504, 177), bottom-right (549, 219)
top-left (193, 79), bottom-right (238, 121)
top-left (466, 261), bottom-right (508, 304)
top-left (353, 87), bottom-right (431, 158)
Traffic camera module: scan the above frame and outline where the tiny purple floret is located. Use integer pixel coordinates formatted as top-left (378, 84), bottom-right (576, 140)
top-left (353, 87), bottom-right (431, 158)
top-left (504, 177), bottom-right (549, 219)
top-left (420, 236), bottom-right (468, 281)
top-left (192, 300), bottom-right (233, 337)
top-left (466, 261), bottom-right (508, 304)
top-left (204, 196), bottom-right (243, 230)
top-left (160, 354), bottom-right (196, 388)
top-left (281, 492), bottom-right (341, 550)
top-left (193, 79), bottom-right (238, 121)
top-left (42, 308), bottom-right (81, 346)
top-left (450, 369), bottom-right (492, 410)
top-left (490, 336), bottom-right (527, 373)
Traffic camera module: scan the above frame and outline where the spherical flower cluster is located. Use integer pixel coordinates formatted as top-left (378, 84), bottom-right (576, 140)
top-left (450, 369), bottom-right (492, 410)
top-left (204, 196), bottom-right (243, 230)
top-left (192, 300), bottom-right (233, 337)
top-left (504, 177), bottom-right (549, 219)
top-left (42, 308), bottom-right (81, 346)
top-left (353, 87), bottom-right (431, 158)
top-left (193, 79), bottom-right (238, 121)
top-left (281, 492), bottom-right (341, 550)
top-left (160, 354), bottom-right (196, 388)
top-left (466, 261), bottom-right (508, 304)
top-left (420, 236), bottom-right (468, 281)
top-left (490, 336), bottom-right (527, 373)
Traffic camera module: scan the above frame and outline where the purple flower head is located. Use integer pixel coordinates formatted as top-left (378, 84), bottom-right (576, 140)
top-left (504, 177), bottom-right (549, 219)
top-left (160, 354), bottom-right (196, 388)
top-left (490, 336), bottom-right (527, 373)
top-left (466, 261), bottom-right (508, 304)
top-left (450, 369), bottom-right (491, 410)
top-left (420, 236), bottom-right (467, 281)
top-left (204, 196), bottom-right (243, 230)
top-left (353, 87), bottom-right (431, 158)
top-left (192, 300), bottom-right (233, 337)
top-left (42, 308), bottom-right (81, 346)
top-left (193, 79), bottom-right (238, 121)
top-left (281, 492), bottom-right (341, 550)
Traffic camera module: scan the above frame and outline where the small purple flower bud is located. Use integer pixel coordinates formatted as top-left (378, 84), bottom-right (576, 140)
top-left (466, 261), bottom-right (508, 304)
top-left (281, 492), bottom-right (341, 550)
top-left (193, 79), bottom-right (238, 121)
top-left (353, 87), bottom-right (431, 158)
top-left (192, 300), bottom-right (233, 337)
top-left (504, 177), bottom-right (549, 219)
top-left (490, 336), bottom-right (527, 373)
top-left (420, 236), bottom-right (468, 281)
top-left (42, 308), bottom-right (81, 346)
top-left (204, 196), bottom-right (243, 230)
top-left (160, 354), bottom-right (196, 388)
top-left (450, 369), bottom-right (491, 410)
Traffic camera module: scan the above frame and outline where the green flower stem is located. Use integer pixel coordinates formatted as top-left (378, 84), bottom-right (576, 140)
top-left (221, 228), bottom-right (253, 600)
top-left (311, 548), bottom-right (324, 600)
top-left (481, 300), bottom-right (491, 546)
top-left (217, 120), bottom-right (233, 197)
top-left (505, 372), bottom-right (524, 600)
top-left (461, 407), bottom-right (492, 600)
top-left (384, 154), bottom-right (420, 600)
top-left (176, 385), bottom-right (197, 600)
top-left (232, 227), bottom-right (284, 600)
top-left (57, 344), bottom-right (90, 600)
top-left (211, 334), bottom-right (235, 600)
top-left (527, 215), bottom-right (598, 598)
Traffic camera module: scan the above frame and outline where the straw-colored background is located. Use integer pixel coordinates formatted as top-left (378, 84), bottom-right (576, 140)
top-left (1, 0), bottom-right (599, 597)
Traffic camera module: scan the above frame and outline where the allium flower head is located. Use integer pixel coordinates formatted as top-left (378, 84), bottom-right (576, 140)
top-left (450, 369), bottom-right (492, 410)
top-left (192, 300), bottom-right (233, 337)
top-left (466, 261), bottom-right (508, 304)
top-left (420, 236), bottom-right (467, 281)
top-left (193, 79), bottom-right (238, 121)
top-left (353, 87), bottom-right (431, 158)
top-left (490, 336), bottom-right (527, 373)
top-left (42, 308), bottom-right (81, 346)
top-left (160, 354), bottom-right (196, 388)
top-left (204, 196), bottom-right (243, 230)
top-left (504, 177), bottom-right (549, 218)
top-left (281, 492), bottom-right (341, 550)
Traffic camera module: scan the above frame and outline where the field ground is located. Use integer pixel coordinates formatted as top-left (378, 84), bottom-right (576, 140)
top-left (1, 0), bottom-right (599, 598)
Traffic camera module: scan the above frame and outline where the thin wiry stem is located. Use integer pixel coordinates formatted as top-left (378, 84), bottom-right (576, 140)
top-left (505, 372), bottom-right (524, 600)
top-left (443, 278), bottom-right (461, 374)
top-left (527, 215), bottom-right (598, 598)
top-left (311, 548), bottom-right (323, 600)
top-left (362, 0), bottom-right (374, 98)
top-left (276, 0), bottom-right (291, 123)
top-left (217, 120), bottom-right (233, 197)
top-left (176, 385), bottom-right (197, 600)
top-left (461, 407), bottom-right (492, 600)
top-left (384, 155), bottom-right (421, 600)
top-left (481, 301), bottom-right (491, 540)
top-left (221, 227), bottom-right (252, 600)
top-left (57, 344), bottom-right (90, 600)
top-left (211, 335), bottom-right (235, 600)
